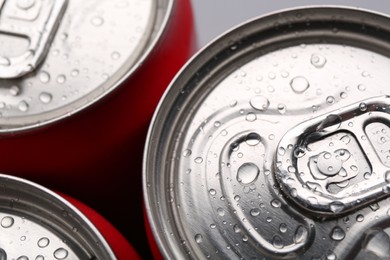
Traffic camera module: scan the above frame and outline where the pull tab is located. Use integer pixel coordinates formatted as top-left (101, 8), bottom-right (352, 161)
top-left (275, 96), bottom-right (390, 216)
top-left (0, 0), bottom-right (67, 78)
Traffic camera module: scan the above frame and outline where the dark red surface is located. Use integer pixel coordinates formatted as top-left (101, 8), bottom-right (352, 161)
top-left (62, 194), bottom-right (141, 260)
top-left (0, 0), bottom-right (196, 257)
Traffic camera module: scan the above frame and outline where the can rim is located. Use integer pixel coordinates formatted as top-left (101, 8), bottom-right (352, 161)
top-left (0, 173), bottom-right (116, 259)
top-left (0, 0), bottom-right (175, 134)
top-left (143, 5), bottom-right (390, 259)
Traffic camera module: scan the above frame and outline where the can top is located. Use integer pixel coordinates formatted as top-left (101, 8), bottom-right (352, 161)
top-left (144, 6), bottom-right (390, 259)
top-left (0, 0), bottom-right (171, 132)
top-left (0, 174), bottom-right (115, 259)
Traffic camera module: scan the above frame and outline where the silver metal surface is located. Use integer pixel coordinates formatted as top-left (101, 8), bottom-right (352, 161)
top-left (0, 0), bottom-right (171, 132)
top-left (0, 174), bottom-right (115, 259)
top-left (144, 6), bottom-right (390, 259)
top-left (0, 0), bottom-right (67, 78)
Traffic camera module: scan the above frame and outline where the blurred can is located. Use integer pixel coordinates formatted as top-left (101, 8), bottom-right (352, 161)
top-left (144, 6), bottom-right (390, 259)
top-left (0, 0), bottom-right (196, 255)
top-left (0, 174), bottom-right (140, 260)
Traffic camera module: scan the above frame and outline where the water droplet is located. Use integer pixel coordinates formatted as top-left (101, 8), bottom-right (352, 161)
top-left (35, 255), bottom-right (44, 260)
top-left (356, 214), bottom-right (364, 222)
top-left (0, 56), bottom-right (10, 66)
top-left (326, 252), bottom-right (337, 260)
top-left (279, 223), bottom-right (287, 233)
top-left (385, 171), bottom-right (390, 183)
top-left (277, 104), bottom-right (287, 114)
top-left (330, 226), bottom-right (345, 241)
top-left (231, 224), bottom-right (240, 234)
top-left (237, 163), bottom-right (260, 185)
top-left (1, 216), bottom-right (14, 228)
top-left (194, 234), bottom-right (203, 243)
top-left (359, 102), bottom-right (367, 111)
top-left (369, 203), bottom-right (380, 212)
top-left (57, 75), bottom-right (66, 84)
top-left (245, 132), bottom-right (261, 146)
top-left (17, 256), bottom-right (28, 260)
top-left (37, 237), bottom-right (50, 248)
top-left (246, 112), bottom-right (256, 122)
top-left (39, 92), bottom-right (52, 104)
top-left (340, 92), bottom-right (347, 99)
top-left (71, 69), bottom-right (79, 77)
top-left (326, 96), bottom-right (335, 104)
top-left (294, 226), bottom-right (308, 244)
top-left (358, 84), bottom-right (366, 91)
top-left (214, 121), bottom-right (221, 127)
top-left (266, 217), bottom-right (272, 223)
top-left (39, 71), bottom-right (50, 83)
top-left (234, 195), bottom-right (240, 201)
top-left (249, 96), bottom-right (270, 111)
top-left (272, 235), bottom-right (284, 249)
top-left (310, 54), bottom-right (327, 68)
top-left (194, 157), bottom-right (203, 164)
top-left (111, 51), bottom-right (121, 60)
top-left (330, 201), bottom-right (345, 213)
top-left (54, 248), bottom-right (68, 259)
top-left (290, 188), bottom-right (298, 197)
top-left (10, 85), bottom-right (20, 96)
top-left (91, 16), bottom-right (104, 26)
top-left (290, 76), bottom-right (310, 93)
top-left (182, 149), bottom-right (192, 157)
top-left (209, 189), bottom-right (216, 196)
top-left (294, 147), bottom-right (306, 158)
top-left (20, 236), bottom-right (26, 241)
top-left (217, 208), bottom-right (225, 216)
top-left (230, 100), bottom-right (238, 107)
top-left (18, 101), bottom-right (29, 112)
top-left (250, 208), bottom-right (260, 216)
top-left (271, 199), bottom-right (282, 208)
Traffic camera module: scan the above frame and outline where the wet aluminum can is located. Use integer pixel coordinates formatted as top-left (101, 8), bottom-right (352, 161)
top-left (0, 0), bottom-right (195, 255)
top-left (0, 174), bottom-right (140, 260)
top-left (144, 6), bottom-right (390, 259)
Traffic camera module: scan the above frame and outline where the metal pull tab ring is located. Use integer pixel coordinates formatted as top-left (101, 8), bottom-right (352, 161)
top-left (0, 0), bottom-right (67, 78)
top-left (275, 96), bottom-right (390, 216)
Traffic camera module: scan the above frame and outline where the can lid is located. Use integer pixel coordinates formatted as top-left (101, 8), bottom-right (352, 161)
top-left (144, 6), bottom-right (390, 259)
top-left (0, 0), bottom-right (170, 132)
top-left (0, 174), bottom-right (115, 259)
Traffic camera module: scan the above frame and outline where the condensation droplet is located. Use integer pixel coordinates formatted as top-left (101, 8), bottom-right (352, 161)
top-left (0, 56), bottom-right (10, 66)
top-left (10, 85), bottom-right (20, 96)
top-left (182, 149), bottom-right (192, 157)
top-left (357, 84), bottom-right (366, 91)
top-left (245, 132), bottom-right (261, 146)
top-left (330, 226), bottom-right (345, 241)
top-left (37, 237), bottom-right (50, 248)
top-left (209, 189), bottom-right (216, 196)
top-left (194, 234), bottom-right (203, 244)
top-left (250, 95), bottom-right (270, 111)
top-left (35, 255), bottom-right (44, 260)
top-left (1, 216), bottom-right (14, 228)
top-left (39, 71), bottom-right (50, 83)
top-left (311, 54), bottom-right (327, 68)
top-left (356, 214), bottom-right (364, 222)
top-left (272, 235), bottom-right (284, 249)
top-left (18, 100), bottom-right (29, 112)
top-left (326, 96), bottom-right (335, 104)
top-left (237, 163), bottom-right (259, 185)
top-left (194, 157), bottom-right (203, 164)
top-left (330, 201), bottom-right (345, 213)
top-left (359, 102), bottom-right (367, 111)
top-left (39, 92), bottom-right (52, 104)
top-left (111, 51), bottom-right (121, 60)
top-left (217, 208), bottom-right (225, 217)
top-left (277, 104), bottom-right (287, 114)
top-left (290, 76), bottom-right (310, 93)
top-left (91, 16), bottom-right (104, 26)
top-left (279, 223), bottom-right (287, 233)
top-left (271, 199), bottom-right (281, 208)
top-left (71, 69), bottom-right (79, 77)
top-left (246, 112), bottom-right (257, 122)
top-left (294, 226), bottom-right (308, 244)
top-left (57, 75), bottom-right (66, 84)
top-left (17, 256), bottom-right (28, 260)
top-left (53, 248), bottom-right (68, 259)
top-left (250, 208), bottom-right (260, 217)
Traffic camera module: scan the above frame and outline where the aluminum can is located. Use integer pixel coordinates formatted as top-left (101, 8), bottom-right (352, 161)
top-left (144, 6), bottom-right (390, 259)
top-left (0, 0), bottom-right (195, 255)
top-left (0, 174), bottom-right (140, 260)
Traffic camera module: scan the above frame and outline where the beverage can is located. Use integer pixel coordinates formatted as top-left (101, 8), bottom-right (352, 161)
top-left (144, 6), bottom-right (390, 259)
